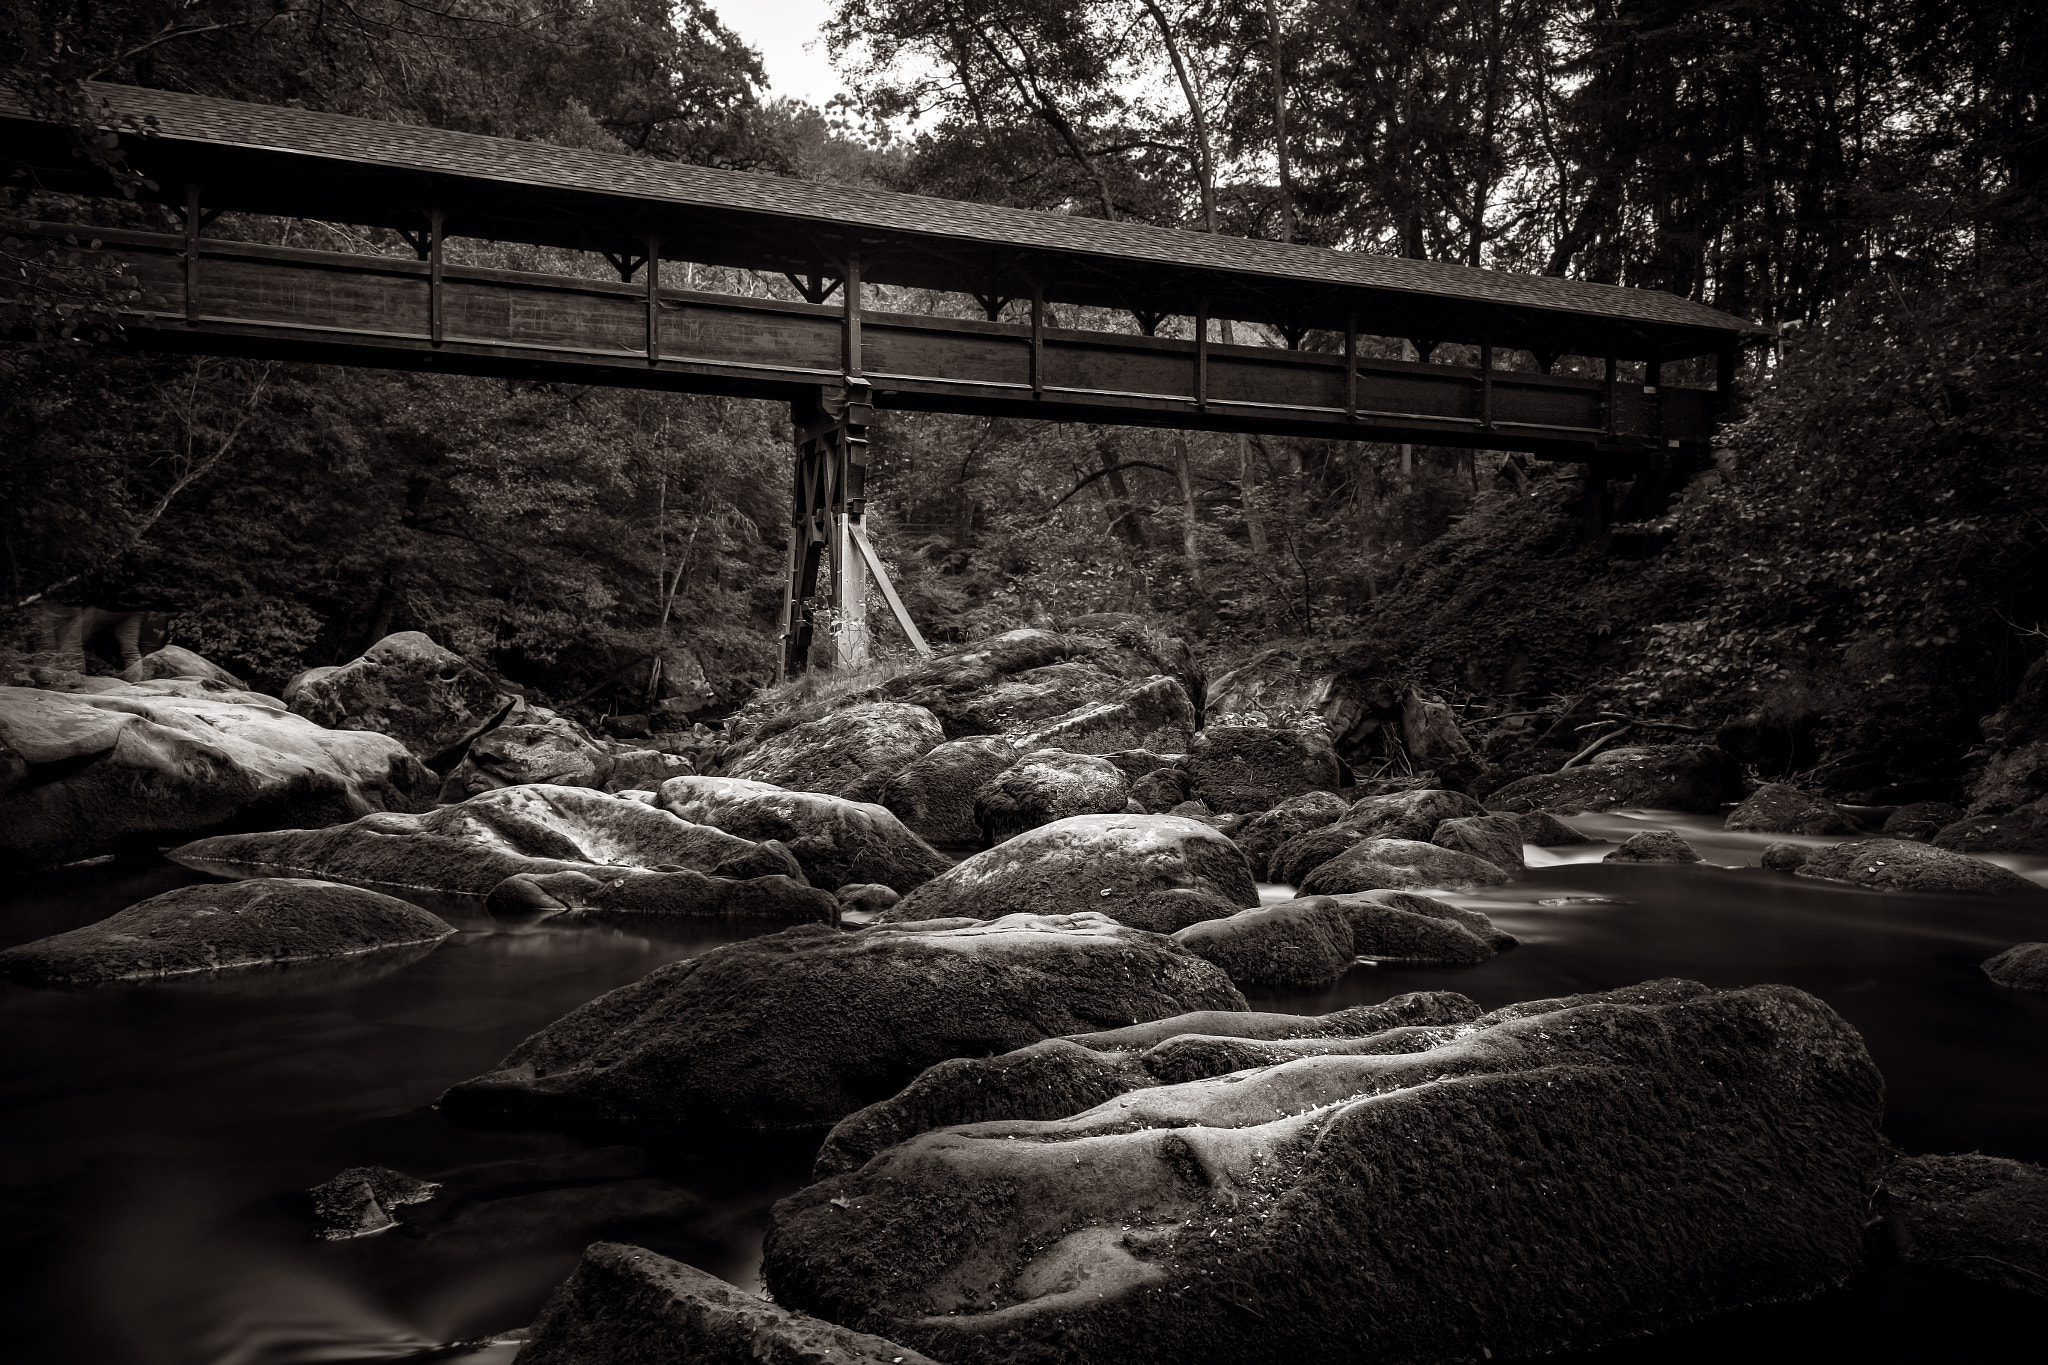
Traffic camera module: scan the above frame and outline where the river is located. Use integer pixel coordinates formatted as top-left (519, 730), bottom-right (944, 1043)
top-left (2, 809), bottom-right (2044, 1364)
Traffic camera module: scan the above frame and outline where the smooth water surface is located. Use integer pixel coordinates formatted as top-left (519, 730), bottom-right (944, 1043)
top-left (3, 810), bottom-right (2045, 1364)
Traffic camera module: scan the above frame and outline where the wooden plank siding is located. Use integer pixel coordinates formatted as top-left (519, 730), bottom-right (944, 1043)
top-left (34, 221), bottom-right (1711, 457)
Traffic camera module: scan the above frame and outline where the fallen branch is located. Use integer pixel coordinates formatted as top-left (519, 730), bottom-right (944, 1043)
top-left (1562, 723), bottom-right (1636, 768)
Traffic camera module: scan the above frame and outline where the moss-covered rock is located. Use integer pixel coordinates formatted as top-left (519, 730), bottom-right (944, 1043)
top-left (725, 701), bottom-right (944, 802)
top-left (1725, 783), bottom-right (1859, 835)
top-left (1184, 726), bottom-right (1342, 814)
top-left (1297, 837), bottom-right (1512, 894)
top-left (973, 749), bottom-right (1131, 847)
top-left (881, 736), bottom-right (1018, 845)
top-left (1485, 744), bottom-right (1733, 815)
top-left (660, 776), bottom-right (950, 893)
top-left (1788, 838), bottom-right (2042, 895)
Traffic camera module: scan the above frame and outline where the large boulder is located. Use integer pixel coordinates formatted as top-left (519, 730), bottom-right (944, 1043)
top-left (1183, 726), bottom-right (1342, 814)
top-left (659, 776), bottom-right (950, 893)
top-left (1871, 1153), bottom-right (2048, 1304)
top-left (118, 644), bottom-right (244, 688)
top-left (439, 912), bottom-right (1245, 1130)
top-left (1883, 800), bottom-right (1963, 842)
top-left (1518, 810), bottom-right (1594, 845)
top-left (881, 736), bottom-right (1019, 846)
top-left (1400, 689), bottom-right (1472, 766)
top-left (1170, 891), bottom-right (1510, 988)
top-left (1296, 837), bottom-right (1513, 895)
top-left (1230, 790), bottom-right (1351, 879)
top-left (881, 814), bottom-right (1257, 934)
top-left (814, 991), bottom-right (1484, 1179)
top-left (1268, 824), bottom-right (1375, 887)
top-left (1342, 787), bottom-right (1486, 842)
top-left (1602, 830), bottom-right (1704, 864)
top-left (483, 866), bottom-right (837, 924)
top-left (1725, 783), bottom-right (1859, 835)
top-left (1205, 641), bottom-right (1404, 765)
top-left (1787, 838), bottom-right (2042, 895)
top-left (724, 701), bottom-right (944, 802)
top-left (1009, 675), bottom-right (1199, 755)
top-left (1933, 800), bottom-right (2048, 855)
top-left (762, 980), bottom-right (1890, 1365)
top-left (1484, 744), bottom-right (1733, 815)
top-left (0, 682), bottom-right (435, 870)
top-left (1981, 942), bottom-right (2048, 990)
top-left (973, 749), bottom-right (1130, 847)
top-left (285, 631), bottom-right (510, 765)
top-left (438, 722), bottom-right (610, 801)
top-left (0, 878), bottom-right (453, 985)
top-left (1430, 812), bottom-right (1525, 872)
top-left (171, 784), bottom-right (758, 896)
top-left (517, 1243), bottom-right (942, 1365)
top-left (1127, 764), bottom-right (1194, 814)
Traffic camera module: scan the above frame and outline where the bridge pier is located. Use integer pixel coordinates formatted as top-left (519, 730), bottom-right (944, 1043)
top-left (780, 385), bottom-right (872, 678)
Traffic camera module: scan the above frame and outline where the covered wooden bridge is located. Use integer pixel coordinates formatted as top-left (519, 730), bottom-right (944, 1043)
top-left (1, 83), bottom-right (1766, 673)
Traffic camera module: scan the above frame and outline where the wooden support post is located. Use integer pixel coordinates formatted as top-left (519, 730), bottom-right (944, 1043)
top-left (1646, 357), bottom-right (1663, 446)
top-left (832, 390), bottom-right (872, 669)
top-left (1195, 296), bottom-right (1210, 410)
top-left (850, 522), bottom-right (932, 658)
top-left (782, 387), bottom-right (876, 674)
top-left (183, 183), bottom-right (201, 324)
top-left (841, 251), bottom-right (863, 379)
top-left (645, 234), bottom-right (661, 365)
top-left (1479, 341), bottom-right (1494, 428)
top-left (428, 209), bottom-right (445, 346)
top-left (1344, 311), bottom-right (1358, 421)
top-left (1603, 351), bottom-right (1617, 437)
top-left (1029, 286), bottom-right (1045, 397)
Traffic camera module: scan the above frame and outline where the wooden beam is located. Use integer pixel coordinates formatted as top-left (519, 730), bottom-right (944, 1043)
top-left (429, 209), bottom-right (445, 347)
top-left (850, 521), bottom-right (931, 657)
top-left (1344, 311), bottom-right (1358, 421)
top-left (842, 250), bottom-right (862, 380)
top-left (1030, 286), bottom-right (1045, 398)
top-left (1479, 340), bottom-right (1493, 428)
top-left (645, 234), bottom-right (661, 365)
top-left (1195, 296), bottom-right (1210, 410)
top-left (183, 182), bottom-right (201, 324)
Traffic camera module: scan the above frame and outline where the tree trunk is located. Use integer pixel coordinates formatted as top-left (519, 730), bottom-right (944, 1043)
top-left (1238, 435), bottom-right (1269, 561)
top-left (1264, 0), bottom-right (1294, 242)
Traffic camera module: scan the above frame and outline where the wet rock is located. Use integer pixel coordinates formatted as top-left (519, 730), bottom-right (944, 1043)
top-left (1097, 749), bottom-right (1182, 780)
top-left (1981, 942), bottom-right (2048, 991)
top-left (0, 683), bottom-right (435, 870)
top-left (659, 776), bottom-right (950, 893)
top-left (1400, 689), bottom-right (1472, 765)
top-left (725, 701), bottom-right (944, 802)
top-left (1933, 800), bottom-right (2048, 855)
top-left (1470, 747), bottom-right (1575, 801)
top-left (285, 631), bottom-right (510, 765)
top-left (439, 912), bottom-right (1244, 1130)
top-left (880, 814), bottom-right (1256, 933)
top-left (1882, 801), bottom-right (1963, 842)
top-left (1485, 744), bottom-right (1734, 815)
top-left (814, 991), bottom-right (1482, 1179)
top-left (1871, 1153), bottom-right (2048, 1304)
top-left (173, 784), bottom-right (757, 896)
top-left (0, 879), bottom-right (454, 985)
top-left (1761, 841), bottom-right (1814, 873)
top-left (1184, 725), bottom-right (1342, 814)
top-left (1789, 838), bottom-right (2042, 895)
top-left (974, 749), bottom-right (1130, 847)
top-left (880, 736), bottom-right (1018, 845)
top-left (1342, 787), bottom-right (1487, 842)
top-left (709, 837), bottom-right (806, 884)
top-left (1171, 892), bottom-right (1509, 987)
top-left (1431, 812), bottom-right (1525, 873)
top-left (1297, 837), bottom-right (1513, 895)
top-left (1725, 784), bottom-right (1859, 836)
top-left (1204, 640), bottom-right (1405, 766)
top-left (1127, 765), bottom-right (1193, 813)
top-left (439, 723), bottom-right (610, 801)
top-left (118, 644), bottom-right (244, 688)
top-left (1011, 675), bottom-right (1200, 755)
top-left (837, 883), bottom-right (901, 915)
top-left (484, 867), bottom-right (837, 924)
top-left (1518, 810), bottom-right (1593, 845)
top-left (603, 749), bottom-right (694, 794)
top-left (1268, 825), bottom-right (1373, 887)
top-left (518, 1242), bottom-right (941, 1365)
top-left (309, 1165), bottom-right (441, 1241)
top-left (763, 980), bottom-right (1889, 1365)
top-left (1230, 790), bottom-right (1351, 879)
top-left (1332, 888), bottom-right (1517, 950)
top-left (1603, 830), bottom-right (1704, 864)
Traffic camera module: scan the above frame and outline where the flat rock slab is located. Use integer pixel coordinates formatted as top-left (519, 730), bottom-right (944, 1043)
top-left (172, 784), bottom-right (757, 896)
top-left (518, 1242), bottom-right (942, 1365)
top-left (484, 867), bottom-right (838, 924)
top-left (1171, 892), bottom-right (1511, 988)
top-left (659, 776), bottom-right (951, 893)
top-left (1297, 837), bottom-right (1513, 895)
top-left (1791, 839), bottom-right (2043, 895)
top-left (439, 911), bottom-right (1244, 1131)
top-left (880, 813), bottom-right (1257, 933)
top-left (763, 979), bottom-right (1889, 1365)
top-left (0, 879), bottom-right (454, 985)
top-left (1, 682), bottom-right (435, 869)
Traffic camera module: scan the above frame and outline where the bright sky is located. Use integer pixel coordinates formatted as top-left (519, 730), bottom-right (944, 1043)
top-left (707, 0), bottom-right (852, 110)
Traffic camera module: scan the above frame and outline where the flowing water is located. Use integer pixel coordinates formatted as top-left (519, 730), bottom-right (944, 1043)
top-left (2, 811), bottom-right (2045, 1365)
